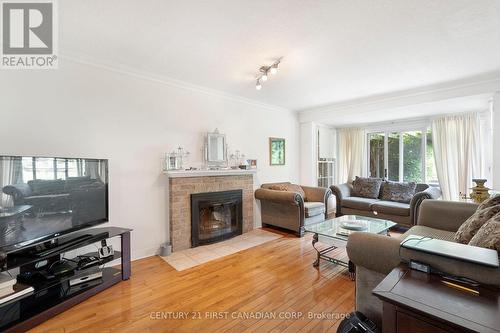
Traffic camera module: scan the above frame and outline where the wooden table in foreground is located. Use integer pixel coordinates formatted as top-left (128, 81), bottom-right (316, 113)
top-left (373, 266), bottom-right (500, 333)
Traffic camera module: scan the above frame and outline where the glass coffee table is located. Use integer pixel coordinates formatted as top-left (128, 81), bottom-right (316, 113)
top-left (304, 215), bottom-right (396, 278)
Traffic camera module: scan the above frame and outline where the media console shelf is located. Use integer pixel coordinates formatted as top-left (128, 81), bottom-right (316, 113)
top-left (0, 227), bottom-right (131, 333)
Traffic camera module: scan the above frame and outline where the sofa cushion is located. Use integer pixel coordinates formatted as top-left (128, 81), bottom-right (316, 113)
top-left (454, 205), bottom-right (500, 244)
top-left (304, 202), bottom-right (325, 217)
top-left (352, 177), bottom-right (383, 199)
top-left (268, 183), bottom-right (306, 200)
top-left (370, 201), bottom-right (410, 217)
top-left (343, 197), bottom-right (379, 211)
top-left (401, 225), bottom-right (456, 242)
top-left (65, 176), bottom-right (95, 190)
top-left (477, 194), bottom-right (500, 210)
top-left (468, 213), bottom-right (500, 251)
top-left (380, 181), bottom-right (416, 203)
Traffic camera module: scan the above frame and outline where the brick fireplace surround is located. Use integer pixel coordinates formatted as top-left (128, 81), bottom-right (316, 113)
top-left (168, 173), bottom-right (254, 251)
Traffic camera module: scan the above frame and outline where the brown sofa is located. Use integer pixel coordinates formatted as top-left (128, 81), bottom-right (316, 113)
top-left (347, 200), bottom-right (500, 328)
top-left (254, 182), bottom-right (332, 236)
top-left (331, 181), bottom-right (441, 226)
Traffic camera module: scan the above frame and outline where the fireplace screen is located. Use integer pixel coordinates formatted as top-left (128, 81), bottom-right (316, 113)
top-left (191, 190), bottom-right (242, 247)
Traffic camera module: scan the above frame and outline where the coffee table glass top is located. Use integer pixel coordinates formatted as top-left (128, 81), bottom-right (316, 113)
top-left (0, 205), bottom-right (33, 219)
top-left (304, 215), bottom-right (396, 241)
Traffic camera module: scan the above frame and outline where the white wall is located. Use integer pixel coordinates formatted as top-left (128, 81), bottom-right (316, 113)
top-left (493, 92), bottom-right (500, 188)
top-left (317, 125), bottom-right (336, 160)
top-left (299, 122), bottom-right (316, 186)
top-left (0, 60), bottom-right (300, 260)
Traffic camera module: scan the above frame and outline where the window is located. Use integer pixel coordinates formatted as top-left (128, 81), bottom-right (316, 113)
top-left (21, 157), bottom-right (86, 182)
top-left (368, 133), bottom-right (385, 178)
top-left (35, 157), bottom-right (56, 180)
top-left (367, 127), bottom-right (436, 184)
top-left (56, 158), bottom-right (67, 179)
top-left (387, 132), bottom-right (400, 181)
top-left (22, 157), bottom-right (35, 182)
top-left (403, 131), bottom-right (422, 182)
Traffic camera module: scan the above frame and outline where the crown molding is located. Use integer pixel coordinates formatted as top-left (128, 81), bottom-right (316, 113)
top-left (57, 51), bottom-right (292, 114)
top-left (299, 72), bottom-right (500, 123)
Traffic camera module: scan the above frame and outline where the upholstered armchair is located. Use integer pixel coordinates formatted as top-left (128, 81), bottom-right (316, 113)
top-left (254, 182), bottom-right (332, 236)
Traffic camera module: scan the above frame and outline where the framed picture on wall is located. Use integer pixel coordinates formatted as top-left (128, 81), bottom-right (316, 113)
top-left (269, 137), bottom-right (285, 165)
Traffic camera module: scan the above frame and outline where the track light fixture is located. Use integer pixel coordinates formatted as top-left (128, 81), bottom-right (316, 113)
top-left (255, 59), bottom-right (281, 90)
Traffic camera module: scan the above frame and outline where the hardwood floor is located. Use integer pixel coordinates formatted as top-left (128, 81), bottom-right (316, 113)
top-left (28, 229), bottom-right (355, 333)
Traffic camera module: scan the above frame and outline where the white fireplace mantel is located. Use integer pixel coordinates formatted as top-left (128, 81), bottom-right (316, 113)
top-left (164, 169), bottom-right (257, 178)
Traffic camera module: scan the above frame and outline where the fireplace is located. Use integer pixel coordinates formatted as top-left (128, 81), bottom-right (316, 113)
top-left (191, 190), bottom-right (243, 247)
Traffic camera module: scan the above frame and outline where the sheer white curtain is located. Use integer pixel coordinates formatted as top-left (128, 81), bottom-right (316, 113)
top-left (432, 112), bottom-right (481, 200)
top-left (0, 157), bottom-right (22, 208)
top-left (0, 159), bottom-right (12, 208)
top-left (337, 128), bottom-right (365, 184)
top-left (85, 160), bottom-right (108, 182)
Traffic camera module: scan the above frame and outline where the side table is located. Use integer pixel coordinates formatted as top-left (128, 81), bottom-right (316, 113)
top-left (373, 266), bottom-right (500, 333)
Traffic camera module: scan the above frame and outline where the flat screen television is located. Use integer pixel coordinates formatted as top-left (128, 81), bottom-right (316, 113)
top-left (0, 155), bottom-right (108, 251)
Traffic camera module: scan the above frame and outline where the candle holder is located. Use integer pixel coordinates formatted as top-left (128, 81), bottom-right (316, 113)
top-left (164, 146), bottom-right (190, 170)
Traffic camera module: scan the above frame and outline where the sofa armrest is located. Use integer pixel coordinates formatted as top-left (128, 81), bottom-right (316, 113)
top-left (400, 245), bottom-right (500, 286)
top-left (301, 186), bottom-right (332, 203)
top-left (417, 199), bottom-right (477, 232)
top-left (330, 183), bottom-right (352, 216)
top-left (2, 183), bottom-right (32, 204)
top-left (409, 186), bottom-right (442, 225)
top-left (347, 232), bottom-right (402, 275)
top-left (254, 188), bottom-right (302, 205)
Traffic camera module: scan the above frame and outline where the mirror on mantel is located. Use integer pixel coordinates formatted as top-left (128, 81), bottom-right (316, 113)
top-left (204, 129), bottom-right (228, 169)
top-left (163, 128), bottom-right (256, 175)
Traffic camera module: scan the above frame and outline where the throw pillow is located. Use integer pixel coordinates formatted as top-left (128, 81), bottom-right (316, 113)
top-left (454, 205), bottom-right (500, 244)
top-left (351, 176), bottom-right (383, 199)
top-left (477, 195), bottom-right (500, 210)
top-left (468, 213), bottom-right (500, 251)
top-left (380, 181), bottom-right (417, 203)
top-left (268, 183), bottom-right (306, 200)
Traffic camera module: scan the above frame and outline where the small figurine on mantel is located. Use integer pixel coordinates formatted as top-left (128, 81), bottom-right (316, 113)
top-left (470, 179), bottom-right (491, 204)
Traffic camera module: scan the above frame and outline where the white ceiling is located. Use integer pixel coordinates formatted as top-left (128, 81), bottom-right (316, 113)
top-left (60, 0), bottom-right (500, 111)
top-left (321, 94), bottom-right (493, 127)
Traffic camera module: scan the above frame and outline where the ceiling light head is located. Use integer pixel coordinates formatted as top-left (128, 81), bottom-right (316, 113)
top-left (259, 66), bottom-right (269, 81)
top-left (270, 62), bottom-right (279, 75)
top-left (256, 79), bottom-right (262, 90)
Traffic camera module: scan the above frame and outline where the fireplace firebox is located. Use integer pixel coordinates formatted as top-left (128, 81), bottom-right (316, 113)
top-left (191, 190), bottom-right (243, 247)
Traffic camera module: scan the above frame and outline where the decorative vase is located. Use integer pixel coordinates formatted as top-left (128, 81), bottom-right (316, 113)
top-left (470, 179), bottom-right (491, 204)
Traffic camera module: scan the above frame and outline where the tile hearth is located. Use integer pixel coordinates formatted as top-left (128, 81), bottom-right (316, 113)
top-left (161, 229), bottom-right (282, 271)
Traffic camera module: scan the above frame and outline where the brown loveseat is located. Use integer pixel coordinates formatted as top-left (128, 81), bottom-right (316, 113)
top-left (254, 182), bottom-right (332, 236)
top-left (331, 180), bottom-right (441, 226)
top-left (347, 200), bottom-right (500, 328)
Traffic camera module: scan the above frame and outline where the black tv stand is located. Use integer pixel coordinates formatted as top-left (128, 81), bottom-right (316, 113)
top-left (35, 232), bottom-right (107, 257)
top-left (0, 227), bottom-right (132, 333)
